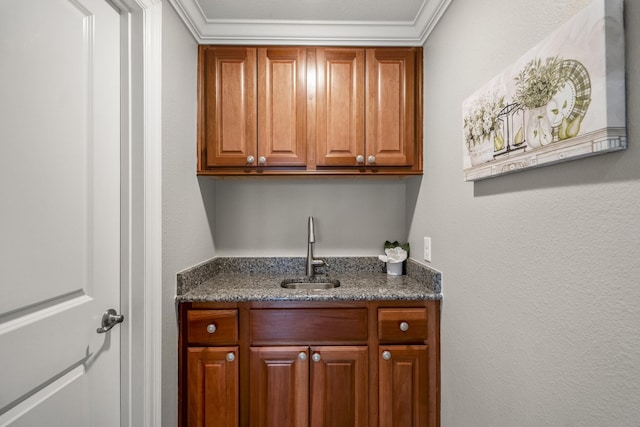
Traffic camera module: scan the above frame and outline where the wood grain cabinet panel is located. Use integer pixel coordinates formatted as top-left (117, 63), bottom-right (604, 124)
top-left (258, 48), bottom-right (307, 166)
top-left (187, 309), bottom-right (238, 345)
top-left (378, 308), bottom-right (427, 343)
top-left (379, 345), bottom-right (429, 427)
top-left (309, 346), bottom-right (368, 427)
top-left (250, 308), bottom-right (368, 345)
top-left (315, 48), bottom-right (365, 167)
top-left (187, 347), bottom-right (239, 427)
top-left (366, 48), bottom-right (417, 167)
top-left (198, 47), bottom-right (257, 169)
top-left (249, 346), bottom-right (309, 427)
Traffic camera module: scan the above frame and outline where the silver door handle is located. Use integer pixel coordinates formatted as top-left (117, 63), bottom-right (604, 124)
top-left (96, 308), bottom-right (124, 333)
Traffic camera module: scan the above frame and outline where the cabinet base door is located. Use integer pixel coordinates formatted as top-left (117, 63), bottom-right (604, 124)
top-left (187, 347), bottom-right (239, 427)
top-left (379, 345), bottom-right (429, 427)
top-left (250, 346), bottom-right (309, 427)
top-left (310, 346), bottom-right (368, 427)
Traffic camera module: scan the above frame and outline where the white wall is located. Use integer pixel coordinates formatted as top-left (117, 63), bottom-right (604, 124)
top-left (161, 4), bottom-right (216, 425)
top-left (409, 0), bottom-right (640, 425)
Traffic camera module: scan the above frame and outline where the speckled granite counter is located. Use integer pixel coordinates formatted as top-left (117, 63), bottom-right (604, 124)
top-left (176, 257), bottom-right (442, 303)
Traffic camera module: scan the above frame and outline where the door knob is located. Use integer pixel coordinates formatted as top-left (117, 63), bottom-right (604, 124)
top-left (96, 308), bottom-right (124, 333)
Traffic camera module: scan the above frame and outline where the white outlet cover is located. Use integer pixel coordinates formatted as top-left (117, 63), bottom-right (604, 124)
top-left (423, 237), bottom-right (431, 262)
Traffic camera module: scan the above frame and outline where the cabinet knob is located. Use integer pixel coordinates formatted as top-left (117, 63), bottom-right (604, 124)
top-left (247, 155), bottom-right (255, 164)
top-left (356, 155), bottom-right (364, 164)
top-left (206, 323), bottom-right (217, 334)
top-left (399, 321), bottom-right (409, 332)
top-left (367, 155), bottom-right (376, 164)
top-left (382, 350), bottom-right (391, 361)
top-left (258, 156), bottom-right (266, 165)
top-left (298, 352), bottom-right (307, 361)
top-left (226, 352), bottom-right (235, 362)
top-left (312, 353), bottom-right (321, 362)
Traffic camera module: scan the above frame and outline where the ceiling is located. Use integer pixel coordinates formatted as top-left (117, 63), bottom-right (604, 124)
top-left (169, 0), bottom-right (453, 46)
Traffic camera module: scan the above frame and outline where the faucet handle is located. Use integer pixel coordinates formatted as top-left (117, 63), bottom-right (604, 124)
top-left (312, 258), bottom-right (327, 268)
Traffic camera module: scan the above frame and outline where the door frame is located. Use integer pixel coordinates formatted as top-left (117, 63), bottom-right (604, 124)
top-left (114, 1), bottom-right (163, 426)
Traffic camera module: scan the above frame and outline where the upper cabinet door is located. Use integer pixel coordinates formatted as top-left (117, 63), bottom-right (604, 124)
top-left (315, 48), bottom-right (365, 167)
top-left (366, 48), bottom-right (417, 167)
top-left (258, 48), bottom-right (307, 166)
top-left (198, 47), bottom-right (257, 169)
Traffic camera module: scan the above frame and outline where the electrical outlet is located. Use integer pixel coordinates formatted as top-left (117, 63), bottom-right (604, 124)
top-left (423, 237), bottom-right (431, 262)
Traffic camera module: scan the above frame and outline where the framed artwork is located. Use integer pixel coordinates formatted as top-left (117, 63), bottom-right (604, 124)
top-left (462, 0), bottom-right (626, 181)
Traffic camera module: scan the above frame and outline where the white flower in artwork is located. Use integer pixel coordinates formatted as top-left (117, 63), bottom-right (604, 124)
top-left (463, 90), bottom-right (505, 149)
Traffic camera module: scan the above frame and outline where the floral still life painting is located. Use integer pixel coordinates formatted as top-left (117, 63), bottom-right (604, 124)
top-left (462, 0), bottom-right (626, 181)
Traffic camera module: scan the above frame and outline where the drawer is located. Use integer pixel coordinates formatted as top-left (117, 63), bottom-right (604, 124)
top-left (378, 308), bottom-right (427, 343)
top-left (187, 309), bottom-right (238, 345)
top-left (250, 308), bottom-right (368, 344)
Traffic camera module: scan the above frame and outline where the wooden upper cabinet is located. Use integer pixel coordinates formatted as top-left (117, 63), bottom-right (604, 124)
top-left (258, 48), bottom-right (307, 166)
top-left (315, 48), bottom-right (365, 167)
top-left (366, 48), bottom-right (417, 167)
top-left (197, 45), bottom-right (422, 175)
top-left (198, 46), bottom-right (257, 169)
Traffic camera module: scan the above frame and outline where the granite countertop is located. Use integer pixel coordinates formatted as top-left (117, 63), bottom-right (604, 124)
top-left (176, 257), bottom-right (442, 303)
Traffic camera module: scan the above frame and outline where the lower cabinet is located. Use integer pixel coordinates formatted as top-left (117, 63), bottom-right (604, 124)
top-left (179, 300), bottom-right (440, 427)
top-left (378, 345), bottom-right (429, 427)
top-left (249, 346), bottom-right (367, 427)
top-left (187, 347), bottom-right (239, 427)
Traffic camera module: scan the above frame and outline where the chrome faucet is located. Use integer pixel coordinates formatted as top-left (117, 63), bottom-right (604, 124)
top-left (305, 216), bottom-right (326, 277)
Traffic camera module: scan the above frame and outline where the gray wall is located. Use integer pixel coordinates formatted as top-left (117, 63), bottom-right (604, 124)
top-left (409, 0), bottom-right (640, 425)
top-left (161, 0), bottom-right (640, 425)
top-left (214, 179), bottom-right (407, 257)
top-left (161, 4), bottom-right (216, 426)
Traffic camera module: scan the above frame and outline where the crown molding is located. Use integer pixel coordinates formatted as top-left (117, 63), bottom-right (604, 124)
top-left (168, 0), bottom-right (452, 46)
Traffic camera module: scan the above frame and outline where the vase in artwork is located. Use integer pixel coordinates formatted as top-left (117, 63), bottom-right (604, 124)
top-left (468, 131), bottom-right (494, 166)
top-left (525, 105), bottom-right (553, 149)
top-left (493, 129), bottom-right (507, 155)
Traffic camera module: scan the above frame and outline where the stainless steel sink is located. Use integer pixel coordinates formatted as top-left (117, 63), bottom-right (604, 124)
top-left (280, 278), bottom-right (340, 290)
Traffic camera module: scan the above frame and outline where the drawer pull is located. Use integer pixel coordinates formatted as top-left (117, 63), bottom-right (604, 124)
top-left (382, 350), bottom-right (391, 361)
top-left (399, 321), bottom-right (409, 332)
top-left (206, 323), bottom-right (217, 334)
top-left (298, 352), bottom-right (307, 361)
top-left (226, 352), bottom-right (235, 362)
top-left (312, 353), bottom-right (321, 362)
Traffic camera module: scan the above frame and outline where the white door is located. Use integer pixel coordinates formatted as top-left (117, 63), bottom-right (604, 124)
top-left (0, 0), bottom-right (121, 425)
